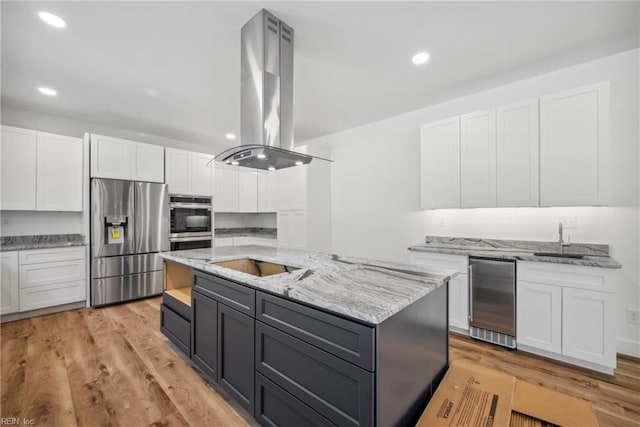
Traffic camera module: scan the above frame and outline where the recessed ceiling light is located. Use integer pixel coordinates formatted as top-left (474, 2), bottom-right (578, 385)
top-left (231, 161), bottom-right (239, 166)
top-left (38, 87), bottom-right (57, 96)
top-left (225, 133), bottom-right (236, 140)
top-left (38, 11), bottom-right (67, 28)
top-left (295, 161), bottom-right (303, 166)
top-left (412, 52), bottom-right (430, 65)
top-left (268, 166), bottom-right (275, 171)
top-left (257, 154), bottom-right (266, 159)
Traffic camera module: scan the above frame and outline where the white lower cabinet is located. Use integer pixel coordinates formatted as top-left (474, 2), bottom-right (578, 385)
top-left (516, 261), bottom-right (616, 373)
top-left (16, 247), bottom-right (86, 313)
top-left (0, 252), bottom-right (19, 315)
top-left (517, 281), bottom-right (562, 353)
top-left (277, 211), bottom-right (307, 250)
top-left (409, 251), bottom-right (468, 331)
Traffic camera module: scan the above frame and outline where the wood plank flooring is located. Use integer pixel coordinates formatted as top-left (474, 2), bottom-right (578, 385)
top-left (1, 298), bottom-right (639, 426)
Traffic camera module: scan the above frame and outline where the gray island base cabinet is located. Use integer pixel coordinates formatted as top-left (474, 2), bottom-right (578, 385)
top-left (161, 262), bottom-right (449, 427)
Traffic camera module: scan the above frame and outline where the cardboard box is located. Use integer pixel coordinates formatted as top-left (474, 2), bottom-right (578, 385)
top-left (416, 360), bottom-right (599, 427)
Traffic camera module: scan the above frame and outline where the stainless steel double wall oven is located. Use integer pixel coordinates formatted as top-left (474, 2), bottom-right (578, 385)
top-left (169, 195), bottom-right (212, 251)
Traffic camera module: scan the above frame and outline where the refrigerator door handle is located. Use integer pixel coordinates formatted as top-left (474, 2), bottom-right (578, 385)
top-left (468, 264), bottom-right (473, 322)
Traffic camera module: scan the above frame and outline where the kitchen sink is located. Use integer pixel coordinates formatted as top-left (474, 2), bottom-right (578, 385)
top-left (533, 252), bottom-right (586, 259)
top-left (211, 258), bottom-right (300, 277)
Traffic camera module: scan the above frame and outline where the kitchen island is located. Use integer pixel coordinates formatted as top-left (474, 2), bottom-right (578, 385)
top-left (159, 246), bottom-right (452, 427)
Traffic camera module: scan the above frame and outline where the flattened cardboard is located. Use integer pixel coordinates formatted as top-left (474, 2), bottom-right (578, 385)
top-left (416, 360), bottom-right (514, 427)
top-left (416, 360), bottom-right (600, 427)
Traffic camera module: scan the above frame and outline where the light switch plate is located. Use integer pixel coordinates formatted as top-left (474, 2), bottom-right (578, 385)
top-left (560, 216), bottom-right (577, 229)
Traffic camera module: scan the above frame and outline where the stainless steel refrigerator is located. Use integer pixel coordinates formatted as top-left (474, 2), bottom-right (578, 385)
top-left (90, 179), bottom-right (169, 306)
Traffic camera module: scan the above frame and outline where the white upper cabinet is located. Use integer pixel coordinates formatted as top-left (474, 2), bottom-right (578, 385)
top-left (539, 82), bottom-right (609, 206)
top-left (165, 148), bottom-right (190, 194)
top-left (1, 126), bottom-right (83, 212)
top-left (277, 165), bottom-right (307, 211)
top-left (0, 126), bottom-right (37, 210)
top-left (214, 164), bottom-right (239, 212)
top-left (190, 152), bottom-right (214, 196)
top-left (420, 117), bottom-right (460, 209)
top-left (91, 134), bottom-right (164, 183)
top-left (257, 170), bottom-right (278, 212)
top-left (131, 141), bottom-right (165, 183)
top-left (36, 132), bottom-right (83, 211)
top-left (496, 99), bottom-right (539, 207)
top-left (165, 148), bottom-right (214, 196)
top-left (460, 109), bottom-right (496, 208)
top-left (238, 168), bottom-right (258, 212)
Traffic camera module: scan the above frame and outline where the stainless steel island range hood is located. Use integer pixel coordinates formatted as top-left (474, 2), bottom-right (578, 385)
top-left (214, 9), bottom-right (330, 170)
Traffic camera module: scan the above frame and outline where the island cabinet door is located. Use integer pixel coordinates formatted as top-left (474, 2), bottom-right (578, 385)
top-left (256, 322), bottom-right (374, 427)
top-left (217, 303), bottom-right (255, 415)
top-left (191, 290), bottom-right (218, 381)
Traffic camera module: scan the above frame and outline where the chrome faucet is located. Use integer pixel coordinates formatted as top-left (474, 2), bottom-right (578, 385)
top-left (558, 222), bottom-right (571, 253)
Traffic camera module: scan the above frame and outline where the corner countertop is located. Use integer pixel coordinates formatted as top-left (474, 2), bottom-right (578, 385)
top-left (160, 246), bottom-right (452, 325)
top-left (0, 234), bottom-right (87, 252)
top-left (408, 236), bottom-right (622, 269)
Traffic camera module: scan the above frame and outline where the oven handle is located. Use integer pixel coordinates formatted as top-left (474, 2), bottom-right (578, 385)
top-left (169, 236), bottom-right (213, 243)
top-left (468, 264), bottom-right (473, 322)
top-left (169, 202), bottom-right (212, 210)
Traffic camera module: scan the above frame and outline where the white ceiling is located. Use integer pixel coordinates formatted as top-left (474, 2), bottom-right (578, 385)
top-left (2, 1), bottom-right (638, 149)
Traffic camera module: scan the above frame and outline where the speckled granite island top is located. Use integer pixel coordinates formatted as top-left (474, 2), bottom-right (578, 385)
top-left (160, 246), bottom-right (452, 325)
top-left (409, 236), bottom-right (622, 269)
top-left (0, 234), bottom-right (86, 251)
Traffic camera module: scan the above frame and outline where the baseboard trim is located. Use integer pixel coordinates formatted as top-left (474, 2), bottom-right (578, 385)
top-left (1, 300), bottom-right (86, 323)
top-left (617, 338), bottom-right (640, 358)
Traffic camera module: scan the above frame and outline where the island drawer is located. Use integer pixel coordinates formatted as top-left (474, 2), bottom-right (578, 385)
top-left (256, 292), bottom-right (375, 371)
top-left (163, 290), bottom-right (191, 320)
top-left (255, 372), bottom-right (336, 427)
top-left (193, 270), bottom-right (255, 316)
top-left (256, 321), bottom-right (374, 427)
top-left (161, 304), bottom-right (190, 356)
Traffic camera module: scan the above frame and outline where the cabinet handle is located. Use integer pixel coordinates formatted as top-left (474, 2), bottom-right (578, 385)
top-left (468, 265), bottom-right (473, 322)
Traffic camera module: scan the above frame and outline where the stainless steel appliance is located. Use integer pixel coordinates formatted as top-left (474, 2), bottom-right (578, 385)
top-left (212, 9), bottom-right (331, 170)
top-left (468, 257), bottom-right (517, 348)
top-left (169, 195), bottom-right (212, 251)
top-left (91, 179), bottom-right (169, 306)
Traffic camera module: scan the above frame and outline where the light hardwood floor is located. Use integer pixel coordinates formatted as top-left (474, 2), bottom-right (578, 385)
top-left (1, 298), bottom-right (638, 426)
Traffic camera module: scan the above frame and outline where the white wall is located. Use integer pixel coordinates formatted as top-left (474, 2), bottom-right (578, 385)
top-left (307, 49), bottom-right (640, 357)
top-left (1, 211), bottom-right (83, 236)
top-left (213, 213), bottom-right (277, 229)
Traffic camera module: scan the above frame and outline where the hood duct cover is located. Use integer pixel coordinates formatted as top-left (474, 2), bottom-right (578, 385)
top-left (214, 9), bottom-right (330, 170)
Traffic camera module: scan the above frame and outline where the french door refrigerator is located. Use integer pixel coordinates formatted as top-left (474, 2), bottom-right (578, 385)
top-left (91, 179), bottom-right (169, 306)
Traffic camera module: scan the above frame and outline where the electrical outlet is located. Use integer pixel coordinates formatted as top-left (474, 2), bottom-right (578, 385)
top-left (626, 309), bottom-right (640, 325)
top-left (560, 216), bottom-right (577, 229)
top-left (437, 214), bottom-right (445, 227)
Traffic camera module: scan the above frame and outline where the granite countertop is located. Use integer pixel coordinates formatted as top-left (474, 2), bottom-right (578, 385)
top-left (408, 236), bottom-right (622, 269)
top-left (0, 234), bottom-right (87, 252)
top-left (160, 246), bottom-right (452, 325)
top-left (214, 228), bottom-right (276, 239)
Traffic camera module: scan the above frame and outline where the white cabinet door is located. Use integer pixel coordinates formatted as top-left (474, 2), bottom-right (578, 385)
top-left (539, 82), bottom-right (609, 206)
top-left (36, 132), bottom-right (83, 211)
top-left (222, 165), bottom-right (239, 212)
top-left (496, 99), bottom-right (539, 207)
top-left (165, 148), bottom-right (191, 194)
top-left (0, 126), bottom-right (37, 210)
top-left (238, 168), bottom-right (258, 212)
top-left (213, 164), bottom-right (225, 211)
top-left (277, 211), bottom-right (307, 250)
top-left (0, 251), bottom-right (19, 315)
top-left (90, 134), bottom-right (131, 179)
top-left (460, 109), bottom-right (496, 208)
top-left (131, 141), bottom-right (164, 183)
top-left (517, 281), bottom-right (562, 353)
top-left (277, 166), bottom-right (307, 211)
top-left (562, 287), bottom-right (615, 367)
top-left (449, 273), bottom-right (469, 331)
top-left (257, 170), bottom-right (278, 212)
top-left (191, 152), bottom-right (214, 196)
top-left (420, 117), bottom-right (460, 209)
